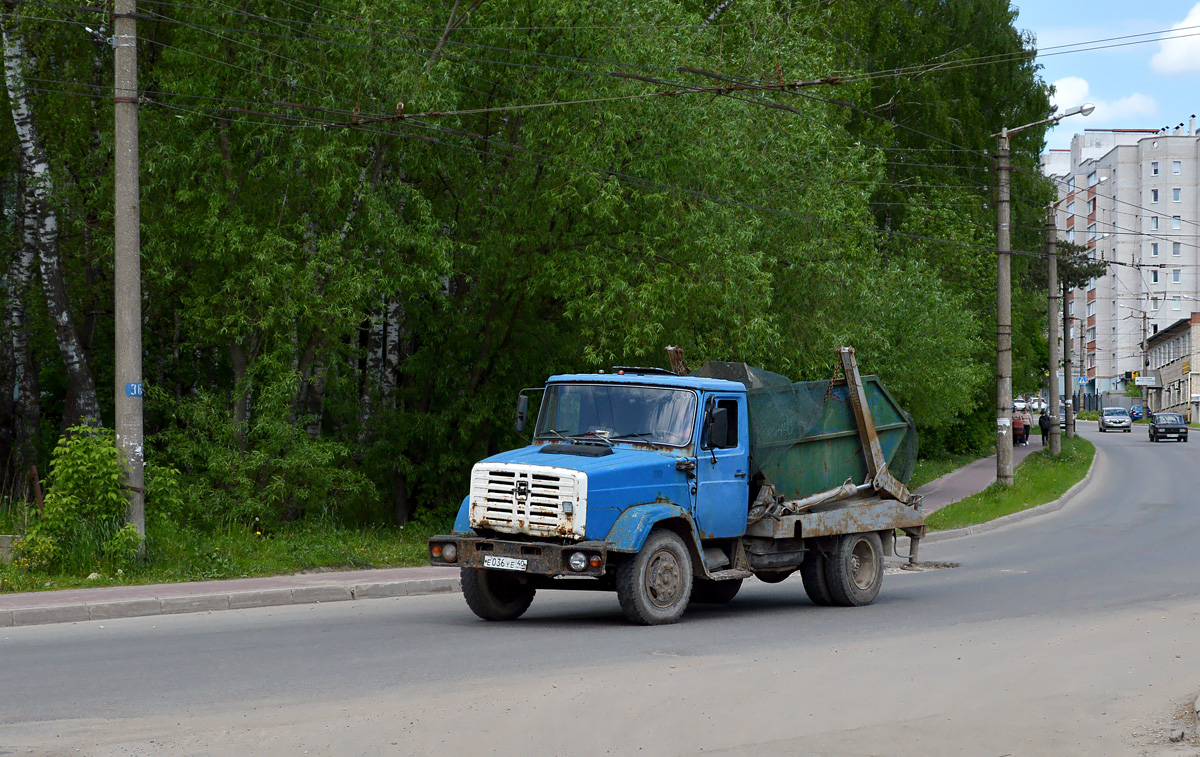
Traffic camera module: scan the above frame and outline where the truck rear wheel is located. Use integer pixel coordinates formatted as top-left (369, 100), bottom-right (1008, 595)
top-left (800, 551), bottom-right (834, 606)
top-left (616, 529), bottom-right (693, 625)
top-left (691, 578), bottom-right (742, 604)
top-left (461, 568), bottom-right (536, 621)
top-left (823, 532), bottom-right (883, 607)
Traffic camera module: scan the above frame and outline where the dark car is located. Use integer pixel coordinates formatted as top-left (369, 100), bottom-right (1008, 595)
top-left (1148, 412), bottom-right (1188, 443)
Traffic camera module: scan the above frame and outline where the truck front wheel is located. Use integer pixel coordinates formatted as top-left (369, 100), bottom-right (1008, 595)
top-left (616, 529), bottom-right (694, 625)
top-left (461, 568), bottom-right (536, 621)
top-left (823, 532), bottom-right (884, 607)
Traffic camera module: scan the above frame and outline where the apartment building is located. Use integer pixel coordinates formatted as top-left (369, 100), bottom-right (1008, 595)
top-left (1041, 121), bottom-right (1200, 405)
top-left (1145, 313), bottom-right (1199, 418)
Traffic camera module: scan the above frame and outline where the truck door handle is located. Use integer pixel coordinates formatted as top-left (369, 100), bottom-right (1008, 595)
top-left (735, 471), bottom-right (747, 478)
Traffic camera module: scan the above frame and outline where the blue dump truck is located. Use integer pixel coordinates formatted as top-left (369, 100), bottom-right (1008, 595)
top-left (430, 347), bottom-right (925, 625)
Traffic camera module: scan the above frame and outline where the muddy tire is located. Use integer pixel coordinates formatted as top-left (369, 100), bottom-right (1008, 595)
top-left (461, 568), bottom-right (536, 621)
top-left (616, 529), bottom-right (693, 625)
top-left (691, 578), bottom-right (742, 604)
top-left (823, 532), bottom-right (884, 607)
top-left (754, 570), bottom-right (794, 584)
top-left (800, 551), bottom-right (834, 606)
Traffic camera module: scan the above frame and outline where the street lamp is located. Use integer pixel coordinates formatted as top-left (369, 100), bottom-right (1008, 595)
top-left (994, 103), bottom-right (1094, 485)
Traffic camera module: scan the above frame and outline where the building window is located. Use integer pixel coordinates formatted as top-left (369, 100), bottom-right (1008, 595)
top-left (1088, 198), bottom-right (1097, 214)
top-left (1067, 201), bottom-right (1075, 215)
top-left (1152, 242), bottom-right (1159, 257)
top-left (1152, 270), bottom-right (1160, 283)
top-left (1173, 269), bottom-right (1182, 283)
top-left (1152, 297), bottom-right (1159, 309)
top-left (1088, 223), bottom-right (1097, 239)
top-left (1088, 171), bottom-right (1098, 187)
top-left (1173, 216), bottom-right (1182, 229)
top-left (1152, 161), bottom-right (1159, 176)
top-left (1069, 301), bottom-right (1075, 316)
top-left (1173, 160), bottom-right (1182, 175)
top-left (1152, 217), bottom-right (1159, 230)
top-left (1173, 187), bottom-right (1182, 202)
top-left (1174, 242), bottom-right (1182, 256)
top-left (1067, 229), bottom-right (1075, 243)
top-left (1087, 326), bottom-right (1096, 342)
top-left (1152, 189), bottom-right (1159, 203)
top-left (1087, 301), bottom-right (1096, 316)
top-left (1069, 176), bottom-right (1076, 191)
top-left (1173, 296), bottom-right (1182, 310)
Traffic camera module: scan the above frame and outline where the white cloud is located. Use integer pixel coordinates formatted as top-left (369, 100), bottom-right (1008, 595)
top-left (1050, 77), bottom-right (1158, 124)
top-left (1150, 2), bottom-right (1200, 74)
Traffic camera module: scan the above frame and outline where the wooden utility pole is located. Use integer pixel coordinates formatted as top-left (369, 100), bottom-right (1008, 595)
top-left (113, 0), bottom-right (143, 537)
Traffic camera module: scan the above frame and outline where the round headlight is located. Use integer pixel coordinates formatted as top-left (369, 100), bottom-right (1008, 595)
top-left (568, 552), bottom-right (587, 571)
top-left (441, 543), bottom-right (458, 563)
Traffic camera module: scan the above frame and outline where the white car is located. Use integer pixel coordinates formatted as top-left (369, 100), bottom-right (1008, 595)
top-left (1013, 399), bottom-right (1028, 411)
top-left (1098, 406), bottom-right (1132, 432)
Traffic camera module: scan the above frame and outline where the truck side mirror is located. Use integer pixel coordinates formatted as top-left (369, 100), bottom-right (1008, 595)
top-left (705, 407), bottom-right (729, 449)
top-left (515, 394), bottom-right (529, 433)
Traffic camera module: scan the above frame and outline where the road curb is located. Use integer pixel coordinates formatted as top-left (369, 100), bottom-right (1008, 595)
top-left (918, 446), bottom-right (1098, 544)
top-left (2, 575), bottom-right (462, 629)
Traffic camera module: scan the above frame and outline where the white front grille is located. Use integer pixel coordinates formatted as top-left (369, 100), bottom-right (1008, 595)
top-left (469, 463), bottom-right (588, 539)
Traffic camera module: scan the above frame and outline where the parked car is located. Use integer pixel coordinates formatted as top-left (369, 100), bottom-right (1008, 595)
top-left (1098, 406), bottom-right (1132, 432)
top-left (1130, 405), bottom-right (1144, 421)
top-left (1059, 405), bottom-right (1067, 429)
top-left (1013, 398), bottom-right (1028, 412)
top-left (1148, 412), bottom-right (1188, 443)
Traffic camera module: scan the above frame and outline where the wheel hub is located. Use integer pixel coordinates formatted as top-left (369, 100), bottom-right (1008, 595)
top-left (850, 540), bottom-right (877, 590)
top-left (645, 549), bottom-right (683, 607)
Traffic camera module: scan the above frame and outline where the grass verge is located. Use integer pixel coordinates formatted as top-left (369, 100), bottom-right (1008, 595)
top-left (0, 512), bottom-right (455, 594)
top-left (925, 435), bottom-right (1094, 531)
top-left (908, 453), bottom-right (985, 491)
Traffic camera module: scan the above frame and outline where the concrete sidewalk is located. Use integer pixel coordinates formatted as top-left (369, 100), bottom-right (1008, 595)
top-left (0, 565), bottom-right (459, 628)
top-left (0, 435), bottom-right (1082, 629)
top-left (915, 440), bottom-right (1042, 514)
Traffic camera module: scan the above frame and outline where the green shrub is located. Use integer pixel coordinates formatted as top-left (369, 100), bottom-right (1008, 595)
top-left (15, 425), bottom-right (144, 575)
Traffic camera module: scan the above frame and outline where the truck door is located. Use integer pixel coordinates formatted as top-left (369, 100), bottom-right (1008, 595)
top-left (694, 395), bottom-right (750, 539)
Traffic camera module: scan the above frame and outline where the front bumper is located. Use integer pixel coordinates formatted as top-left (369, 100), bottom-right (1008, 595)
top-left (429, 535), bottom-right (609, 577)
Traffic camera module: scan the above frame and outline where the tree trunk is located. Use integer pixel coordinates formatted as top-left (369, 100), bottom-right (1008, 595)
top-left (3, 22), bottom-right (101, 428)
top-left (1, 167), bottom-right (40, 479)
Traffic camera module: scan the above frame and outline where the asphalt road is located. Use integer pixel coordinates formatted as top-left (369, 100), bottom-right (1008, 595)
top-left (2, 426), bottom-right (1199, 756)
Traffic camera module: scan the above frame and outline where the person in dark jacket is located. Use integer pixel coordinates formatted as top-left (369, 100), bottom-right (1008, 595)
top-left (1038, 410), bottom-right (1051, 446)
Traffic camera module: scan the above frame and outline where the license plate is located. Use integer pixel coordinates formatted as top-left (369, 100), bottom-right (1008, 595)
top-left (483, 555), bottom-right (528, 572)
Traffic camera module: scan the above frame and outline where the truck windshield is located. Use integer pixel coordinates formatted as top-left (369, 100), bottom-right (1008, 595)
top-left (535, 384), bottom-right (698, 447)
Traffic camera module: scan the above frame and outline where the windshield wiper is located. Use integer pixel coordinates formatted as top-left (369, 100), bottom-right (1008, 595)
top-left (567, 433), bottom-right (614, 446)
top-left (609, 431), bottom-right (660, 445)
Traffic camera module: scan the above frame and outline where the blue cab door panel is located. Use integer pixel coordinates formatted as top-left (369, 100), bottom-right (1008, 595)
top-left (693, 394), bottom-right (750, 538)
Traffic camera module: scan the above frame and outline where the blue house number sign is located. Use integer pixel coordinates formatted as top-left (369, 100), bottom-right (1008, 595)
top-left (125, 382), bottom-right (143, 397)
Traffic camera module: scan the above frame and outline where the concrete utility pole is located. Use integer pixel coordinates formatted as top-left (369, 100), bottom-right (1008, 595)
top-left (1141, 311), bottom-right (1149, 411)
top-left (995, 130), bottom-right (1014, 485)
top-left (1063, 281), bottom-right (1074, 439)
top-left (1046, 206), bottom-right (1062, 456)
top-left (992, 104), bottom-right (1092, 477)
top-left (113, 0), bottom-right (144, 538)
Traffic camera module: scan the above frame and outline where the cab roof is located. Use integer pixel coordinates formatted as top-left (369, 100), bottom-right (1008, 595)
top-left (546, 372), bottom-right (746, 392)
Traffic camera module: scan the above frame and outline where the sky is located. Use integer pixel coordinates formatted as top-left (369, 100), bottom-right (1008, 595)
top-left (1012, 0), bottom-right (1200, 150)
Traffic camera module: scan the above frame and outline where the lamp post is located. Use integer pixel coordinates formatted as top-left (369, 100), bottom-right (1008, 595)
top-left (994, 103), bottom-right (1093, 485)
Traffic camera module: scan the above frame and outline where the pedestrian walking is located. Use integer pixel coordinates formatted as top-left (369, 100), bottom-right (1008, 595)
top-left (1038, 410), bottom-right (1051, 446)
top-left (1021, 410), bottom-right (1034, 445)
top-left (1012, 410), bottom-right (1025, 447)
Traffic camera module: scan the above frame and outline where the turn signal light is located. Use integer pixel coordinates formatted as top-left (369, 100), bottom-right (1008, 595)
top-left (431, 544), bottom-right (443, 557)
top-left (588, 555), bottom-right (602, 569)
